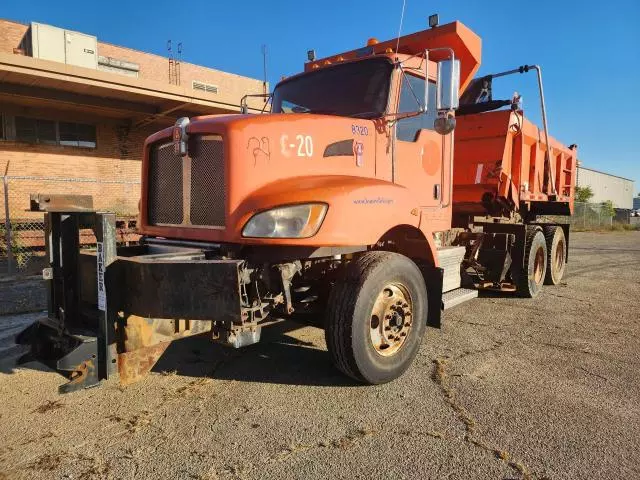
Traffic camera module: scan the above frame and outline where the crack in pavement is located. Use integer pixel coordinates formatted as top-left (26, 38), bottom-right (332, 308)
top-left (431, 345), bottom-right (534, 480)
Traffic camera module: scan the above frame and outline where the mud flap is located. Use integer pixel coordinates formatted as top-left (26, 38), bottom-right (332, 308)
top-left (420, 264), bottom-right (443, 329)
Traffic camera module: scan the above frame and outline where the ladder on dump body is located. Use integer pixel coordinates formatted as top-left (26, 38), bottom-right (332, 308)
top-left (437, 246), bottom-right (478, 310)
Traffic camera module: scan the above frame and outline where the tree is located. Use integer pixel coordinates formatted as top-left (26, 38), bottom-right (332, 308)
top-left (601, 200), bottom-right (616, 218)
top-left (575, 185), bottom-right (594, 203)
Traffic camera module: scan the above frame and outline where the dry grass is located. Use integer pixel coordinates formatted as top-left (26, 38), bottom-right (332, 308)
top-left (125, 410), bottom-right (152, 433)
top-left (174, 377), bottom-right (212, 397)
top-left (28, 453), bottom-right (64, 471)
top-left (32, 400), bottom-right (64, 414)
top-left (331, 427), bottom-right (376, 450)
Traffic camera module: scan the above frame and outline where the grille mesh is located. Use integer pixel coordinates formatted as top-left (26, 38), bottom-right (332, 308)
top-left (190, 137), bottom-right (225, 227)
top-left (148, 142), bottom-right (183, 225)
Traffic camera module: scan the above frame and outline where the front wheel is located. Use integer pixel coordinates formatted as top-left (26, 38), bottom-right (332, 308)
top-left (325, 251), bottom-right (428, 384)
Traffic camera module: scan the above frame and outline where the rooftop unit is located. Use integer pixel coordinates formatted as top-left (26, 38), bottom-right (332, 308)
top-left (30, 22), bottom-right (98, 70)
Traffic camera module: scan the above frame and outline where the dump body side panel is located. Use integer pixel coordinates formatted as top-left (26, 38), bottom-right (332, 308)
top-left (452, 109), bottom-right (577, 218)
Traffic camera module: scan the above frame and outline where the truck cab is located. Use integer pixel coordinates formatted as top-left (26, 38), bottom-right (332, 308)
top-left (139, 24), bottom-right (480, 259)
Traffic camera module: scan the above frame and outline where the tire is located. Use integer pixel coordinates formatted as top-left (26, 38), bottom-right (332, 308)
top-left (543, 226), bottom-right (566, 285)
top-left (515, 228), bottom-right (547, 298)
top-left (324, 251), bottom-right (428, 384)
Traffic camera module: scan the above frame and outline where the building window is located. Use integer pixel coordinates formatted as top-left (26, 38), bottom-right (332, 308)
top-left (8, 116), bottom-right (97, 148)
top-left (15, 117), bottom-right (57, 145)
top-left (59, 122), bottom-right (97, 148)
top-left (396, 75), bottom-right (437, 142)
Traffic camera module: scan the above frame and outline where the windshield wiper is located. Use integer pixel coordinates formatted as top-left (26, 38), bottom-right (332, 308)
top-left (287, 107), bottom-right (381, 119)
top-left (348, 111), bottom-right (383, 119)
top-left (295, 108), bottom-right (338, 115)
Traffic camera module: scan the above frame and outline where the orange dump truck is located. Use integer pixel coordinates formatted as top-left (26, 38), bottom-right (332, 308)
top-left (20, 18), bottom-right (576, 392)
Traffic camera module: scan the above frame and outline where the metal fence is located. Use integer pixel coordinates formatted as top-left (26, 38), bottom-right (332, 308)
top-left (1, 175), bottom-right (140, 277)
top-left (0, 177), bottom-right (630, 276)
top-left (570, 201), bottom-right (615, 230)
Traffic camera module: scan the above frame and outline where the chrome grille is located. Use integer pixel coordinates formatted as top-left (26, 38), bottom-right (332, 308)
top-left (147, 135), bottom-right (225, 228)
top-left (190, 135), bottom-right (225, 227)
top-left (148, 142), bottom-right (183, 225)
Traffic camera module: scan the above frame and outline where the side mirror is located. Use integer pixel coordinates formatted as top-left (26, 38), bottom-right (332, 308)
top-left (436, 59), bottom-right (460, 110)
top-left (434, 114), bottom-right (456, 136)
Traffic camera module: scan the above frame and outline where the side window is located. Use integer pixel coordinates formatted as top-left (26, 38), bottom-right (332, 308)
top-left (396, 74), bottom-right (437, 142)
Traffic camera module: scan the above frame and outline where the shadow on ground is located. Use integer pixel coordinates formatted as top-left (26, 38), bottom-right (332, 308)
top-left (3, 316), bottom-right (358, 388)
top-left (153, 319), bottom-right (359, 387)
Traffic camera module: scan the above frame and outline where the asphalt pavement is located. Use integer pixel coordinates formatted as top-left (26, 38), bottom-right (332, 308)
top-left (0, 231), bottom-right (638, 479)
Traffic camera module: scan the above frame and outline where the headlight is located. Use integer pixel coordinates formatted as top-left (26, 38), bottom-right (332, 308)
top-left (242, 203), bottom-right (327, 238)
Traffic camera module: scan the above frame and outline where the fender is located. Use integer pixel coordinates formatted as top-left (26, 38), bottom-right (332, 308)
top-left (231, 175), bottom-right (427, 248)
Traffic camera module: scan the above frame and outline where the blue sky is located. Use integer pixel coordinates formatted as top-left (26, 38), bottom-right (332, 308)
top-left (4, 0), bottom-right (639, 191)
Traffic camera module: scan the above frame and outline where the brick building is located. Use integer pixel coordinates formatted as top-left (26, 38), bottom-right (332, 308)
top-left (0, 19), bottom-right (266, 218)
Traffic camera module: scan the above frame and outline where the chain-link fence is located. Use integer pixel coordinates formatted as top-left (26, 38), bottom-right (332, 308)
top-left (570, 201), bottom-right (615, 230)
top-left (1, 175), bottom-right (140, 277)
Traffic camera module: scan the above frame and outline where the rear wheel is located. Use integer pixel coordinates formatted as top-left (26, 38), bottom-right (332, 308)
top-left (543, 226), bottom-right (566, 285)
top-left (515, 229), bottom-right (547, 298)
top-left (325, 251), bottom-right (427, 384)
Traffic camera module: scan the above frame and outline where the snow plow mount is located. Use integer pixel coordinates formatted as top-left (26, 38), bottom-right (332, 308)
top-left (18, 208), bottom-right (259, 393)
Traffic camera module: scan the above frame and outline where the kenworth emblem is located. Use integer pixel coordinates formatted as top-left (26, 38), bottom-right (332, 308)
top-left (173, 117), bottom-right (190, 156)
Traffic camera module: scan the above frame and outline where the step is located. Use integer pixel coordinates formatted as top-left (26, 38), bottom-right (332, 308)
top-left (436, 246), bottom-right (466, 293)
top-left (442, 287), bottom-right (478, 310)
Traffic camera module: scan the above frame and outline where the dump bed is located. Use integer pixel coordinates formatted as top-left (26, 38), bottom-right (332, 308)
top-left (452, 109), bottom-right (577, 219)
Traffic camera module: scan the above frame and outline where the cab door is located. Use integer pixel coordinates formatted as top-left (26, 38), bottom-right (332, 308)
top-left (393, 73), bottom-right (446, 208)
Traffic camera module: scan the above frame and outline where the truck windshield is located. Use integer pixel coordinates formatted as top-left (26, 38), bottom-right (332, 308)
top-left (272, 58), bottom-right (393, 119)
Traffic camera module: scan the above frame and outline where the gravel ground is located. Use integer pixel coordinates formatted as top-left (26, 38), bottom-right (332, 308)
top-left (0, 231), bottom-right (638, 480)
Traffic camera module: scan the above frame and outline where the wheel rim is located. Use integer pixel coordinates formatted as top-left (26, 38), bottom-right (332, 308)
top-left (554, 238), bottom-right (565, 274)
top-left (533, 246), bottom-right (545, 284)
top-left (369, 283), bottom-right (413, 357)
